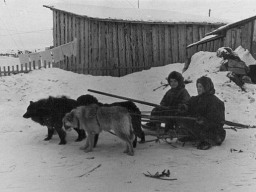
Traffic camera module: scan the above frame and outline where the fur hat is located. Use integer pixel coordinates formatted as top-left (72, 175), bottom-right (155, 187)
top-left (196, 76), bottom-right (215, 95)
top-left (167, 71), bottom-right (184, 88)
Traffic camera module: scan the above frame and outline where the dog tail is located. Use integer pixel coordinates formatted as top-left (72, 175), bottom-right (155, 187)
top-left (117, 114), bottom-right (135, 142)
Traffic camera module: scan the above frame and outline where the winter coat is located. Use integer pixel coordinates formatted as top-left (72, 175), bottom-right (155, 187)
top-left (181, 76), bottom-right (226, 145)
top-left (160, 87), bottom-right (190, 108)
top-left (185, 93), bottom-right (226, 145)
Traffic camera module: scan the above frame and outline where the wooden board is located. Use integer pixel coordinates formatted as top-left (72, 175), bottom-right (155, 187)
top-left (178, 25), bottom-right (186, 61)
top-left (171, 25), bottom-right (179, 63)
top-left (118, 23), bottom-right (126, 76)
top-left (152, 25), bottom-right (159, 66)
top-left (164, 25), bottom-right (172, 64)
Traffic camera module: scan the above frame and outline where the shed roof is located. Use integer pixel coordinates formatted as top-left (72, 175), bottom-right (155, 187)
top-left (206, 15), bottom-right (256, 36)
top-left (187, 15), bottom-right (256, 48)
top-left (44, 3), bottom-right (227, 25)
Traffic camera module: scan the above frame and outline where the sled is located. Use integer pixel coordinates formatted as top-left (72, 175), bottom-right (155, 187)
top-left (140, 115), bottom-right (198, 143)
top-left (87, 89), bottom-right (256, 142)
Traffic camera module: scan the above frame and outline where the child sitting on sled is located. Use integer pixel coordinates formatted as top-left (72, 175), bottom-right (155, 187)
top-left (178, 76), bottom-right (226, 150)
top-left (145, 71), bottom-right (190, 131)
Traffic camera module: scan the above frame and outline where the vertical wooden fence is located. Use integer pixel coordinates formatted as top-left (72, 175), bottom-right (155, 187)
top-left (0, 61), bottom-right (52, 77)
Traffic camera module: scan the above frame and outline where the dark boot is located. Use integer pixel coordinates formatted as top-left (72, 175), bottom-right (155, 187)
top-left (197, 141), bottom-right (212, 150)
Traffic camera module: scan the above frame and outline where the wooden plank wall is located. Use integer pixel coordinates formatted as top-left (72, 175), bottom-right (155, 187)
top-left (53, 11), bottom-right (221, 76)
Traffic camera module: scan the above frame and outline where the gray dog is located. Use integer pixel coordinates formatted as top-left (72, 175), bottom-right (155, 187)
top-left (63, 104), bottom-right (135, 156)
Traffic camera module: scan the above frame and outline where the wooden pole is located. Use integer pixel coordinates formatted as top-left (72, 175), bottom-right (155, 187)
top-left (88, 89), bottom-right (254, 128)
top-left (88, 89), bottom-right (169, 109)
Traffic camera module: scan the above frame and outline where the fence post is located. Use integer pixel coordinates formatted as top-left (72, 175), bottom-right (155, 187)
top-left (38, 60), bottom-right (41, 69)
top-left (3, 66), bottom-right (6, 76)
top-left (29, 62), bottom-right (32, 71)
top-left (32, 61), bottom-right (35, 69)
top-left (25, 63), bottom-right (28, 72)
top-left (0, 66), bottom-right (1, 76)
top-left (16, 65), bottom-right (19, 74)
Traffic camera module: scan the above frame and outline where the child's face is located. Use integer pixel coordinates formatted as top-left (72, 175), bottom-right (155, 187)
top-left (197, 83), bottom-right (205, 95)
top-left (169, 78), bottom-right (179, 88)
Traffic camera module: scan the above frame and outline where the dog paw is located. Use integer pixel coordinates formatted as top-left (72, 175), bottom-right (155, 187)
top-left (80, 146), bottom-right (88, 150)
top-left (75, 138), bottom-right (84, 142)
top-left (84, 149), bottom-right (93, 153)
top-left (59, 141), bottom-right (66, 145)
top-left (127, 151), bottom-right (134, 156)
top-left (44, 137), bottom-right (51, 141)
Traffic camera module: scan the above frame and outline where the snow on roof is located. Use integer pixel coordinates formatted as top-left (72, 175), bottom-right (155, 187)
top-left (187, 14), bottom-right (256, 48)
top-left (44, 3), bottom-right (227, 25)
top-left (187, 34), bottom-right (221, 48)
top-left (206, 15), bottom-right (256, 36)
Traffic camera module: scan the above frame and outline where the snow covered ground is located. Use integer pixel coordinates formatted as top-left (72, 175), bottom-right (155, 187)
top-left (1, 49), bottom-right (256, 192)
top-left (1, 1), bottom-right (256, 191)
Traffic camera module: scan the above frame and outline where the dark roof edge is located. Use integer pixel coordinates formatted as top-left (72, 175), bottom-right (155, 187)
top-left (186, 35), bottom-right (224, 48)
top-left (206, 15), bottom-right (256, 36)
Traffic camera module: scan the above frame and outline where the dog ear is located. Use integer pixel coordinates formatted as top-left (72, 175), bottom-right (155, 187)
top-left (30, 101), bottom-right (34, 104)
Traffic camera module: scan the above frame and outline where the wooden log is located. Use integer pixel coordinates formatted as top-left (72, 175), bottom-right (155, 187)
top-left (141, 114), bottom-right (196, 121)
top-left (88, 89), bottom-right (169, 109)
top-left (88, 89), bottom-right (253, 128)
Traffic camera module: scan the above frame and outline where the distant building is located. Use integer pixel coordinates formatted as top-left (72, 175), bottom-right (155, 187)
top-left (44, 3), bottom-right (226, 76)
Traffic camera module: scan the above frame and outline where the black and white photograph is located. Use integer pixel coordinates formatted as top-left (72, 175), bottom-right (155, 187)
top-left (1, 0), bottom-right (256, 191)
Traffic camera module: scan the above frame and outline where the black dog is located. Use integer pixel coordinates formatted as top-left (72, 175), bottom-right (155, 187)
top-left (23, 96), bottom-right (86, 145)
top-left (76, 94), bottom-right (145, 147)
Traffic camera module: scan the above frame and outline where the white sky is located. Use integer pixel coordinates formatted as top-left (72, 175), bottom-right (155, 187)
top-left (0, 0), bottom-right (256, 52)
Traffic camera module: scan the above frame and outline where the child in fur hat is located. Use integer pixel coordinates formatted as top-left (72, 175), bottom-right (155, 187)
top-left (178, 76), bottom-right (226, 150)
top-left (145, 71), bottom-right (190, 131)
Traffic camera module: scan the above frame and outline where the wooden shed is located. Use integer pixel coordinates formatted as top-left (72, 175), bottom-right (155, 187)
top-left (44, 3), bottom-right (226, 77)
top-left (187, 15), bottom-right (256, 62)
